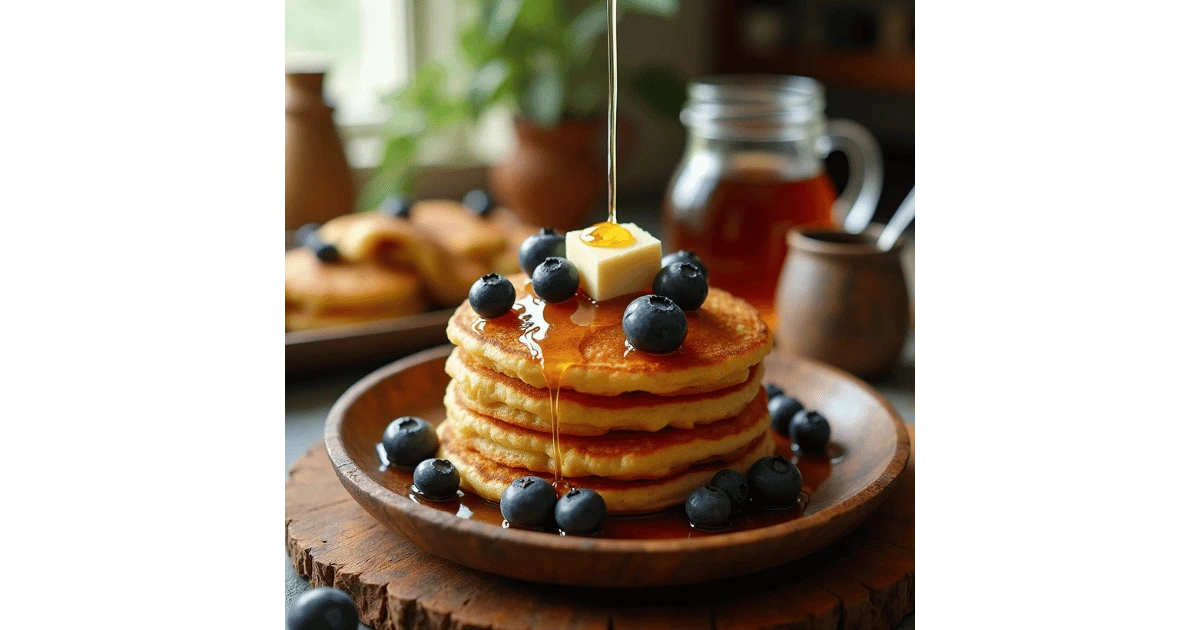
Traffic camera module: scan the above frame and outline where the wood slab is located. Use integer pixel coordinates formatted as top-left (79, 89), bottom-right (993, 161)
top-left (285, 426), bottom-right (914, 630)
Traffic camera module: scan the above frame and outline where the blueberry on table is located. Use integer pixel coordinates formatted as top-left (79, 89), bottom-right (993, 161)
top-left (767, 395), bottom-right (804, 436)
top-left (462, 189), bottom-right (495, 216)
top-left (413, 458), bottom-right (460, 501)
top-left (790, 410), bottom-right (832, 455)
top-left (381, 416), bottom-right (438, 468)
top-left (555, 488), bottom-right (607, 535)
top-left (381, 194), bottom-right (412, 218)
top-left (652, 262), bottom-right (708, 311)
top-left (662, 250), bottom-right (708, 279)
top-left (518, 228), bottom-right (567, 276)
top-left (763, 382), bottom-right (784, 400)
top-left (531, 257), bottom-right (580, 303)
top-left (469, 273), bottom-right (516, 318)
top-left (685, 485), bottom-right (732, 530)
top-left (710, 469), bottom-right (750, 511)
top-left (747, 456), bottom-right (803, 508)
top-left (622, 295), bottom-right (688, 354)
top-left (286, 587), bottom-right (359, 630)
top-left (501, 476), bottom-right (557, 530)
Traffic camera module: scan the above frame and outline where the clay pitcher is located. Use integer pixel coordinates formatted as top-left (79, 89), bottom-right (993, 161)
top-left (286, 71), bottom-right (356, 229)
top-left (773, 225), bottom-right (909, 378)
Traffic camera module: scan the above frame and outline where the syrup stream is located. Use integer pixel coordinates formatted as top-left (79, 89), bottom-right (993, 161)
top-left (605, 0), bottom-right (618, 225)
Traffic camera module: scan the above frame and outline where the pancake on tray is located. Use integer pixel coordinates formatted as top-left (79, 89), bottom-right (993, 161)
top-left (284, 248), bottom-right (426, 331)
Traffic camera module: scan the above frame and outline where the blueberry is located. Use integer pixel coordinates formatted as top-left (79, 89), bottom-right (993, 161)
top-left (622, 295), bottom-right (687, 354)
top-left (764, 382), bottom-right (785, 400)
top-left (286, 587), bottom-right (358, 630)
top-left (652, 262), bottom-right (708, 311)
top-left (381, 417), bottom-right (438, 468)
top-left (381, 194), bottom-right (412, 218)
top-left (296, 222), bottom-right (320, 245)
top-left (747, 456), bottom-right (803, 508)
top-left (554, 488), bottom-right (607, 535)
top-left (518, 228), bottom-right (567, 276)
top-left (462, 189), bottom-right (494, 216)
top-left (662, 250), bottom-right (707, 279)
top-left (531, 257), bottom-right (579, 303)
top-left (768, 395), bottom-right (804, 436)
top-left (685, 485), bottom-right (732, 529)
top-left (790, 410), bottom-right (832, 455)
top-left (500, 476), bottom-right (557, 529)
top-left (299, 227), bottom-right (339, 263)
top-left (413, 458), bottom-right (459, 501)
top-left (469, 273), bottom-right (516, 318)
top-left (710, 469), bottom-right (750, 511)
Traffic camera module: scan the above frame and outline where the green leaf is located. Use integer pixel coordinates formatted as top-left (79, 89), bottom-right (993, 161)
top-left (521, 62), bottom-right (565, 126)
top-left (630, 65), bottom-right (687, 119)
top-left (568, 3), bottom-right (608, 65)
top-left (620, 0), bottom-right (678, 17)
top-left (484, 0), bottom-right (522, 44)
top-left (459, 22), bottom-right (492, 65)
top-left (467, 59), bottom-right (512, 115)
top-left (516, 0), bottom-right (556, 29)
top-left (567, 79), bottom-right (602, 117)
top-left (360, 135), bottom-right (420, 209)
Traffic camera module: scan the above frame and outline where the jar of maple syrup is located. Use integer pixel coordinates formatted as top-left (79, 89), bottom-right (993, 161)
top-left (663, 75), bottom-right (882, 318)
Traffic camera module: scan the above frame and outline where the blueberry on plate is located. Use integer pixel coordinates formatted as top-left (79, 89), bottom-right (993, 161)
top-left (518, 228), bottom-right (566, 276)
top-left (381, 194), bottom-right (412, 218)
top-left (531, 257), bottom-right (580, 303)
top-left (662, 250), bottom-right (707, 279)
top-left (295, 222), bottom-right (321, 245)
top-left (381, 416), bottom-right (438, 468)
top-left (501, 476), bottom-right (556, 530)
top-left (286, 587), bottom-right (359, 630)
top-left (685, 485), bottom-right (732, 530)
top-left (747, 456), bottom-right (803, 509)
top-left (652, 262), bottom-right (708, 311)
top-left (462, 189), bottom-right (494, 216)
top-left (710, 469), bottom-right (750, 511)
top-left (767, 395), bottom-right (804, 436)
top-left (555, 488), bottom-right (607, 535)
top-left (763, 382), bottom-right (784, 400)
top-left (299, 227), bottom-right (339, 263)
top-left (413, 458), bottom-right (460, 501)
top-left (790, 410), bottom-right (832, 455)
top-left (622, 295), bottom-right (688, 354)
top-left (469, 273), bottom-right (516, 318)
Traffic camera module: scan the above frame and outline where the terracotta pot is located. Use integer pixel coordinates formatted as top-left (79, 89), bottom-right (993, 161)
top-left (773, 225), bottom-right (909, 379)
top-left (488, 118), bottom-right (609, 232)
top-left (286, 72), bottom-right (356, 230)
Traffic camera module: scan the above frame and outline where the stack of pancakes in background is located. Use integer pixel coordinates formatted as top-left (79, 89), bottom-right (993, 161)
top-left (439, 285), bottom-right (775, 513)
top-left (285, 201), bottom-right (538, 331)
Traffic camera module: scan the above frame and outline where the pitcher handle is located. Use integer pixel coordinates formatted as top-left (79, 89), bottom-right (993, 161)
top-left (826, 119), bottom-right (884, 233)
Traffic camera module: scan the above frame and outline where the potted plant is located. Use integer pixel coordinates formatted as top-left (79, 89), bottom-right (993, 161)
top-left (361, 0), bottom-right (686, 231)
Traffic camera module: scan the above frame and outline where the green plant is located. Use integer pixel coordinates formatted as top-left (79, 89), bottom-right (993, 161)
top-left (360, 0), bottom-right (687, 209)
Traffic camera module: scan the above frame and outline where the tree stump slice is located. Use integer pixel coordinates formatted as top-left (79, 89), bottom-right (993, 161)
top-left (286, 426), bottom-right (915, 630)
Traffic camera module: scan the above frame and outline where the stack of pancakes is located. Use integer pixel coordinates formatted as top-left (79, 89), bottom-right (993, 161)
top-left (440, 286), bottom-right (775, 513)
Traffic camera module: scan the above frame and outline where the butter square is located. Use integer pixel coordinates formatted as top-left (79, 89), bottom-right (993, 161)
top-left (565, 223), bottom-right (662, 302)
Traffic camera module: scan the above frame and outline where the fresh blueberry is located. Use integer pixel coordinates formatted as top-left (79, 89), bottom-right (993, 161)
top-left (747, 456), bottom-right (803, 508)
top-left (790, 410), bottom-right (832, 455)
top-left (652, 262), bottom-right (708, 311)
top-left (295, 222), bottom-right (321, 246)
top-left (469, 273), bottom-right (516, 318)
top-left (413, 458), bottom-right (459, 501)
top-left (710, 469), bottom-right (750, 511)
top-left (662, 250), bottom-right (707, 279)
top-left (381, 417), bottom-right (438, 468)
top-left (518, 228), bottom-right (567, 276)
top-left (764, 382), bottom-right (785, 400)
top-left (768, 395), bottom-right (804, 436)
top-left (554, 488), bottom-right (607, 535)
top-left (685, 485), bottom-right (732, 530)
top-left (381, 194), bottom-right (412, 218)
top-left (531, 257), bottom-right (579, 303)
top-left (462, 189), bottom-right (494, 216)
top-left (299, 227), bottom-right (339, 263)
top-left (500, 476), bottom-right (557, 530)
top-left (286, 587), bottom-right (359, 630)
top-left (622, 295), bottom-right (688, 354)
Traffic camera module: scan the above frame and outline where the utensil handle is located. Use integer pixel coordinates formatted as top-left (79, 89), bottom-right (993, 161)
top-left (878, 188), bottom-right (915, 251)
top-left (827, 119), bottom-right (884, 234)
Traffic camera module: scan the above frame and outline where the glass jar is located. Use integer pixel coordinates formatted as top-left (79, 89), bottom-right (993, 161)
top-left (663, 75), bottom-right (882, 315)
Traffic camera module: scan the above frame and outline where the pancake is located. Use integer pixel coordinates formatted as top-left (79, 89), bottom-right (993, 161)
top-left (440, 431), bottom-right (776, 514)
top-left (441, 386), bottom-right (769, 479)
top-left (483, 207), bottom-right (539, 275)
top-left (409, 200), bottom-right (508, 260)
top-left (446, 281), bottom-right (773, 396)
top-left (285, 248), bottom-right (426, 313)
top-left (446, 347), bottom-right (765, 435)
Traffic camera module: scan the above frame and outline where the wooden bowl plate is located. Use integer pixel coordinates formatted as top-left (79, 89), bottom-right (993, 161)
top-left (325, 344), bottom-right (910, 587)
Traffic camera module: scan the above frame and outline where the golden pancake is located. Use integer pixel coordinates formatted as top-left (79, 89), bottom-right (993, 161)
top-left (317, 212), bottom-right (440, 275)
top-left (483, 207), bottom-right (539, 275)
top-left (441, 386), bottom-right (769, 479)
top-left (439, 431), bottom-right (775, 514)
top-left (446, 280), bottom-right (773, 396)
top-left (285, 248), bottom-right (425, 313)
top-left (446, 347), bottom-right (765, 435)
top-left (409, 200), bottom-right (507, 260)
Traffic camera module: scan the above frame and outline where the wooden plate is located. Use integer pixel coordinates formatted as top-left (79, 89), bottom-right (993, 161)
top-left (285, 309), bottom-right (454, 375)
top-left (325, 344), bottom-right (910, 587)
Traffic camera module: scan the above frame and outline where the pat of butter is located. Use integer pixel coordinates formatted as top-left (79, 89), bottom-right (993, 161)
top-left (566, 223), bottom-right (662, 302)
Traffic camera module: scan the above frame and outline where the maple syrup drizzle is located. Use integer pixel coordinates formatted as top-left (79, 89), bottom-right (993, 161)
top-left (605, 0), bottom-right (618, 226)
